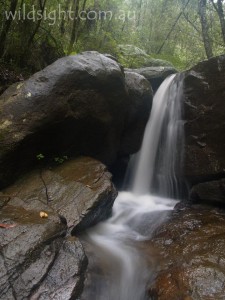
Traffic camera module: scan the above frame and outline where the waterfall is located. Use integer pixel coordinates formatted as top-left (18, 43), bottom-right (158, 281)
top-left (81, 74), bottom-right (184, 300)
top-left (131, 74), bottom-right (184, 197)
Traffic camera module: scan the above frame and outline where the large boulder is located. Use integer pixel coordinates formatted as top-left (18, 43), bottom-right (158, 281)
top-left (121, 71), bottom-right (153, 154)
top-left (148, 205), bottom-right (225, 300)
top-left (182, 55), bottom-right (225, 202)
top-left (125, 66), bottom-right (177, 92)
top-left (0, 51), bottom-right (152, 188)
top-left (109, 71), bottom-right (152, 187)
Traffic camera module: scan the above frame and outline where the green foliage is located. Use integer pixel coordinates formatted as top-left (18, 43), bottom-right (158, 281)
top-left (54, 156), bottom-right (68, 165)
top-left (36, 153), bottom-right (45, 161)
top-left (150, 54), bottom-right (187, 71)
top-left (0, 0), bottom-right (225, 73)
top-left (36, 153), bottom-right (68, 165)
top-left (116, 44), bottom-right (175, 69)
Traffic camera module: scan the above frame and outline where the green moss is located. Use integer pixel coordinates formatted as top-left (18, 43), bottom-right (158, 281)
top-left (116, 44), bottom-right (175, 69)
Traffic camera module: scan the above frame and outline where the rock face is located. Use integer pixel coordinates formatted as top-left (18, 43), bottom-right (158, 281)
top-left (183, 55), bottom-right (225, 186)
top-left (0, 51), bottom-right (152, 188)
top-left (148, 205), bottom-right (225, 300)
top-left (125, 66), bottom-right (177, 92)
top-left (121, 71), bottom-right (153, 154)
top-left (0, 156), bottom-right (117, 299)
top-left (190, 179), bottom-right (225, 205)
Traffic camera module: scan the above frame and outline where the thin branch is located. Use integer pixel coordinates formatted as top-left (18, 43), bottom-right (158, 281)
top-left (182, 12), bottom-right (201, 34)
top-left (209, 0), bottom-right (219, 13)
top-left (157, 0), bottom-right (191, 54)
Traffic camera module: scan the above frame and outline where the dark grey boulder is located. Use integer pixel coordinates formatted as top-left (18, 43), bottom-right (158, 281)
top-left (125, 66), bottom-right (177, 92)
top-left (121, 71), bottom-right (153, 154)
top-left (190, 179), bottom-right (225, 205)
top-left (0, 51), bottom-right (152, 188)
top-left (182, 55), bottom-right (225, 188)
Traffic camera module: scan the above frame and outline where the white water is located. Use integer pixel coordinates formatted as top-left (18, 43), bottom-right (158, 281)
top-left (131, 74), bottom-right (184, 197)
top-left (81, 75), bottom-right (183, 300)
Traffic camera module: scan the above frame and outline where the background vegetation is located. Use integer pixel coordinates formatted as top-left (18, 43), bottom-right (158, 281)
top-left (0, 0), bottom-right (225, 76)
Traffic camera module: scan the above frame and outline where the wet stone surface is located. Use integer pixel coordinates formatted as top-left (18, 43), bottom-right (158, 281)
top-left (0, 156), bottom-right (116, 299)
top-left (147, 204), bottom-right (225, 300)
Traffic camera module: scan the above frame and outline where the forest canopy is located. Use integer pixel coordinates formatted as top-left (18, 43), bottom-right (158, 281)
top-left (0, 0), bottom-right (225, 72)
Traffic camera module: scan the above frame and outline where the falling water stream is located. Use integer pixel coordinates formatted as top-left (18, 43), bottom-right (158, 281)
top-left (81, 74), bottom-right (184, 300)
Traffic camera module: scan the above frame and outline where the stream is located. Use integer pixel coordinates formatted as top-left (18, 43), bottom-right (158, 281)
top-left (80, 74), bottom-right (184, 300)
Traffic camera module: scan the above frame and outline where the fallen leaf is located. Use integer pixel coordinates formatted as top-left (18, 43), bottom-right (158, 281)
top-left (0, 223), bottom-right (17, 228)
top-left (40, 211), bottom-right (48, 218)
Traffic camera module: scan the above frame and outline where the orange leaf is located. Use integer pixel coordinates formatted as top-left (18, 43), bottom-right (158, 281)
top-left (0, 223), bottom-right (17, 228)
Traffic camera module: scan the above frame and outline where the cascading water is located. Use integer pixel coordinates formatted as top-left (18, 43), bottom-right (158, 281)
top-left (81, 74), bottom-right (184, 300)
top-left (131, 74), bottom-right (184, 197)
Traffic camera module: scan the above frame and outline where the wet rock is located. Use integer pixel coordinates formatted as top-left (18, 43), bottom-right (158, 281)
top-left (125, 66), bottom-right (177, 92)
top-left (182, 55), bottom-right (225, 187)
top-left (0, 51), bottom-right (152, 188)
top-left (148, 205), bottom-right (225, 300)
top-left (0, 156), bottom-right (115, 299)
top-left (3, 156), bottom-right (117, 234)
top-left (190, 179), bottom-right (225, 205)
top-left (30, 237), bottom-right (87, 300)
top-left (0, 195), bottom-right (67, 299)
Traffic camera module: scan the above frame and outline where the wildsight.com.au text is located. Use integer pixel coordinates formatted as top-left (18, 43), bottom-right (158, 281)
top-left (4, 4), bottom-right (136, 25)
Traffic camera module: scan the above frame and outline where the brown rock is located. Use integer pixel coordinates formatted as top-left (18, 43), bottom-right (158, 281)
top-left (148, 205), bottom-right (225, 300)
top-left (3, 156), bottom-right (117, 233)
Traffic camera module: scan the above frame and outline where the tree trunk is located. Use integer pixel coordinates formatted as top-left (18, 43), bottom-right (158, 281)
top-left (137, 0), bottom-right (143, 27)
top-left (73, 0), bottom-right (87, 43)
top-left (26, 0), bottom-right (47, 49)
top-left (215, 0), bottom-right (225, 45)
top-left (60, 0), bottom-right (71, 36)
top-left (198, 0), bottom-right (213, 58)
top-left (67, 0), bottom-right (80, 54)
top-left (0, 0), bottom-right (18, 57)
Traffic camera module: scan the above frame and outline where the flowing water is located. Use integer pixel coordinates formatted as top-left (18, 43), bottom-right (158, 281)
top-left (81, 74), bottom-right (184, 300)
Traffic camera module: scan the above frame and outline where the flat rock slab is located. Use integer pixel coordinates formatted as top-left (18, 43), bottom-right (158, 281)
top-left (4, 156), bottom-right (117, 234)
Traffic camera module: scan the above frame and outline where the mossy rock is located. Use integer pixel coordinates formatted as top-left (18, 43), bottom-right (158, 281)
top-left (142, 58), bottom-right (174, 68)
top-left (117, 44), bottom-right (174, 68)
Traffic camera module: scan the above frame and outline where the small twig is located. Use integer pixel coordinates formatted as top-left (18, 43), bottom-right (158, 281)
top-left (39, 170), bottom-right (50, 205)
